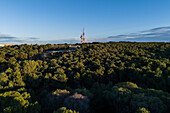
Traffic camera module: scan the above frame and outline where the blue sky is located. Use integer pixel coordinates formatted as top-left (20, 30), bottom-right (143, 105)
top-left (0, 0), bottom-right (170, 44)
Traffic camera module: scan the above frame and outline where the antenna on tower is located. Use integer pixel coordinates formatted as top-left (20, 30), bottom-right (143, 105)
top-left (83, 27), bottom-right (84, 31)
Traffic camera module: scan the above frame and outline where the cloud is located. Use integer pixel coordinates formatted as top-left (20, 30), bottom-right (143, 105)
top-left (0, 33), bottom-right (38, 44)
top-left (0, 33), bottom-right (19, 44)
top-left (141, 26), bottom-right (170, 33)
top-left (28, 37), bottom-right (40, 40)
top-left (0, 32), bottom-right (80, 44)
top-left (0, 36), bottom-right (16, 39)
top-left (0, 33), bottom-right (16, 40)
top-left (108, 26), bottom-right (170, 42)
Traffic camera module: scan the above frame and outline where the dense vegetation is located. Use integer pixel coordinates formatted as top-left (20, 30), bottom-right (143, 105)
top-left (0, 42), bottom-right (170, 113)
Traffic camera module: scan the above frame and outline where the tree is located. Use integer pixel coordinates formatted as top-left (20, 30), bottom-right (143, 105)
top-left (0, 72), bottom-right (8, 86)
top-left (54, 107), bottom-right (78, 113)
top-left (64, 93), bottom-right (90, 113)
top-left (0, 91), bottom-right (40, 113)
top-left (135, 107), bottom-right (150, 113)
top-left (52, 74), bottom-right (68, 82)
top-left (42, 89), bottom-right (70, 112)
top-left (8, 57), bottom-right (17, 65)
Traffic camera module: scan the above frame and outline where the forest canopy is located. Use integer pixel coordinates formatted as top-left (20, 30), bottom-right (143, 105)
top-left (0, 42), bottom-right (169, 113)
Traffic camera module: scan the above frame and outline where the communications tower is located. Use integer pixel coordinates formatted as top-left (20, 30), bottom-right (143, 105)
top-left (80, 28), bottom-right (86, 43)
